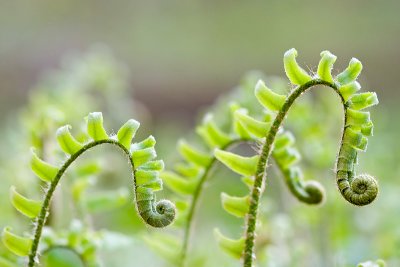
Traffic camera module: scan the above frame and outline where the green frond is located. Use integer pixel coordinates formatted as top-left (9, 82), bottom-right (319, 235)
top-left (346, 109), bottom-right (371, 127)
top-left (196, 113), bottom-right (231, 148)
top-left (86, 112), bottom-right (109, 141)
top-left (9, 186), bottom-right (42, 219)
top-left (130, 135), bottom-right (156, 151)
top-left (214, 149), bottom-right (258, 177)
top-left (317, 50), bottom-right (337, 83)
top-left (230, 103), bottom-right (252, 139)
top-left (348, 92), bottom-right (379, 110)
top-left (255, 80), bottom-right (286, 111)
top-left (178, 140), bottom-right (211, 167)
top-left (337, 58), bottom-right (363, 85)
top-left (2, 227), bottom-right (32, 257)
top-left (234, 109), bottom-right (270, 138)
top-left (338, 81), bottom-right (361, 101)
top-left (213, 229), bottom-right (245, 259)
top-left (361, 121), bottom-right (374, 136)
top-left (131, 147), bottom-right (157, 167)
top-left (30, 148), bottom-right (59, 182)
top-left (56, 125), bottom-right (83, 155)
top-left (139, 160), bottom-right (165, 171)
top-left (283, 48), bottom-right (312, 85)
top-left (136, 170), bottom-right (163, 191)
top-left (117, 119), bottom-right (140, 149)
top-left (221, 193), bottom-right (250, 218)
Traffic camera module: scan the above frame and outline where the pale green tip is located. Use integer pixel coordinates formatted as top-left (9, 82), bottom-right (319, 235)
top-left (317, 50), bottom-right (337, 83)
top-left (255, 80), bottom-right (286, 111)
top-left (283, 48), bottom-right (312, 85)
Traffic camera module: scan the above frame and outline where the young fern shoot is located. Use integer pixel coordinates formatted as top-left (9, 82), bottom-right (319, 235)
top-left (149, 75), bottom-right (328, 265)
top-left (1, 112), bottom-right (176, 267)
top-left (215, 48), bottom-right (379, 266)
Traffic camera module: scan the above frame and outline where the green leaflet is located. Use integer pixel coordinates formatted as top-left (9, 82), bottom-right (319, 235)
top-left (139, 160), bottom-right (165, 171)
top-left (117, 119), bottom-right (140, 149)
top-left (86, 112), bottom-right (109, 141)
top-left (338, 81), bottom-right (361, 101)
top-left (136, 170), bottom-right (163, 191)
top-left (56, 125), bottom-right (83, 155)
top-left (283, 48), bottom-right (312, 85)
top-left (196, 113), bottom-right (231, 148)
top-left (317, 50), bottom-right (337, 83)
top-left (230, 103), bottom-right (252, 139)
top-left (255, 80), bottom-right (286, 111)
top-left (349, 92), bottom-right (379, 110)
top-left (178, 140), bottom-right (211, 167)
top-left (131, 147), bottom-right (157, 167)
top-left (221, 193), bottom-right (249, 218)
top-left (234, 109), bottom-right (270, 138)
top-left (337, 58), bottom-right (363, 86)
top-left (213, 229), bottom-right (245, 259)
top-left (2, 227), bottom-right (32, 257)
top-left (347, 109), bottom-right (371, 127)
top-left (130, 135), bottom-right (156, 151)
top-left (343, 127), bottom-right (363, 148)
top-left (214, 149), bottom-right (258, 177)
top-left (30, 149), bottom-right (59, 182)
top-left (361, 121), bottom-right (374, 136)
top-left (161, 171), bottom-right (198, 195)
top-left (9, 186), bottom-right (42, 219)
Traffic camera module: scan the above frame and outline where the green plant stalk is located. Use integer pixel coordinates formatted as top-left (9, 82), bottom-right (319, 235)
top-left (28, 140), bottom-right (133, 267)
top-left (180, 139), bottom-right (246, 266)
top-left (243, 79), bottom-right (344, 266)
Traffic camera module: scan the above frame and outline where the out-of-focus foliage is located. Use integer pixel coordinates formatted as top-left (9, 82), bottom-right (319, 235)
top-left (0, 47), bottom-right (156, 266)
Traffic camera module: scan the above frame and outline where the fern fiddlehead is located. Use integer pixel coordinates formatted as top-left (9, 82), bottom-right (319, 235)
top-left (147, 74), bottom-right (326, 266)
top-left (2, 112), bottom-right (175, 266)
top-left (214, 49), bottom-right (378, 266)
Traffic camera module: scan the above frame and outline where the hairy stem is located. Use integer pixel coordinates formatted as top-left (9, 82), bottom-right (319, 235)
top-left (243, 79), bottom-right (344, 266)
top-left (28, 140), bottom-right (132, 267)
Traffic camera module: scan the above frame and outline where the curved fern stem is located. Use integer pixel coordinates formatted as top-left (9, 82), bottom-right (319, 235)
top-left (243, 79), bottom-right (343, 266)
top-left (28, 139), bottom-right (174, 267)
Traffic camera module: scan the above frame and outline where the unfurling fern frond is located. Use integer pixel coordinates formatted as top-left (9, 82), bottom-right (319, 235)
top-left (146, 68), bottom-right (334, 266)
top-left (1, 112), bottom-right (176, 267)
top-left (214, 49), bottom-right (378, 266)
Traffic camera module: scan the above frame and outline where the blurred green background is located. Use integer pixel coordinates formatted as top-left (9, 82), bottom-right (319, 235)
top-left (0, 1), bottom-right (399, 267)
